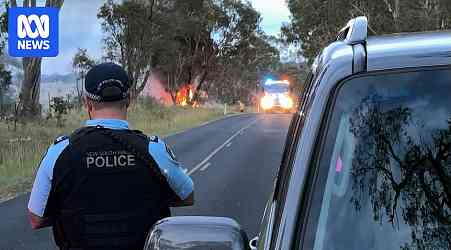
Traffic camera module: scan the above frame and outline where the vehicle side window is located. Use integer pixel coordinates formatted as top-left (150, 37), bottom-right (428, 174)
top-left (300, 67), bottom-right (451, 250)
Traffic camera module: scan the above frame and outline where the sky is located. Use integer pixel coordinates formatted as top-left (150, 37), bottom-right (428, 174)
top-left (40, 0), bottom-right (291, 75)
top-left (250, 0), bottom-right (291, 36)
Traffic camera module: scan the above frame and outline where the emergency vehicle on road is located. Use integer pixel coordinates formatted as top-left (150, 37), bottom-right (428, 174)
top-left (259, 79), bottom-right (295, 113)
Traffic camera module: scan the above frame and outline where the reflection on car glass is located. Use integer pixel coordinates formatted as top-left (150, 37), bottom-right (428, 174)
top-left (314, 115), bottom-right (354, 250)
top-left (314, 69), bottom-right (451, 250)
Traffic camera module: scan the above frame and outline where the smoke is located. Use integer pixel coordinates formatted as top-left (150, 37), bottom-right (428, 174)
top-left (142, 74), bottom-right (173, 105)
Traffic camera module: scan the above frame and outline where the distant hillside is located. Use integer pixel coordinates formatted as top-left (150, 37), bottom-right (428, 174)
top-left (1, 55), bottom-right (76, 85)
top-left (3, 62), bottom-right (78, 108)
top-left (42, 73), bottom-right (77, 84)
top-left (12, 72), bottom-right (77, 85)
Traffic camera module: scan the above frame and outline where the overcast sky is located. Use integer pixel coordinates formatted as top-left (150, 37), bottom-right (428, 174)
top-left (41, 0), bottom-right (291, 75)
top-left (251, 0), bottom-right (291, 35)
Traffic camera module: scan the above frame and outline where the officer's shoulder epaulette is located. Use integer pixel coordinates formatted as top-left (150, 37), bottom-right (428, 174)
top-left (54, 135), bottom-right (69, 145)
top-left (149, 135), bottom-right (159, 143)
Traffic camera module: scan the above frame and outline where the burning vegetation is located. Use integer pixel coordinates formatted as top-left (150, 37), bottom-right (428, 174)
top-left (175, 84), bottom-right (208, 107)
top-left (176, 85), bottom-right (194, 106)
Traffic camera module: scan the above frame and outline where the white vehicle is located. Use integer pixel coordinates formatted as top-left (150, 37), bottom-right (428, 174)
top-left (259, 79), bottom-right (294, 113)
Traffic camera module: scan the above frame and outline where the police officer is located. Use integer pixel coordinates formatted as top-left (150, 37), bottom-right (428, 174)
top-left (27, 63), bottom-right (194, 250)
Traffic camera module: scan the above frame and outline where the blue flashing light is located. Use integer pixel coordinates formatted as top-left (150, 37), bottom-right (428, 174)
top-left (264, 78), bottom-right (275, 85)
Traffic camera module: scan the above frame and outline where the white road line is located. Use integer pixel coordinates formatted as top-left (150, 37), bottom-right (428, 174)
top-left (200, 162), bottom-right (212, 171)
top-left (165, 113), bottom-right (252, 139)
top-left (187, 119), bottom-right (258, 176)
top-left (226, 142), bottom-right (232, 148)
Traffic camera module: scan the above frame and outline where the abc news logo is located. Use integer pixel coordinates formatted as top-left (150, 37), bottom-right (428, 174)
top-left (17, 14), bottom-right (50, 50)
top-left (8, 8), bottom-right (59, 57)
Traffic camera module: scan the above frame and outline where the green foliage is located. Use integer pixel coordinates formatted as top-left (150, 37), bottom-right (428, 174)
top-left (137, 96), bottom-right (161, 108)
top-left (49, 96), bottom-right (72, 127)
top-left (0, 73), bottom-right (13, 121)
top-left (98, 0), bottom-right (154, 96)
top-left (150, 0), bottom-right (266, 101)
top-left (0, 2), bottom-right (11, 108)
top-left (210, 34), bottom-right (280, 105)
top-left (97, 0), bottom-right (281, 104)
top-left (0, 2), bottom-right (8, 36)
top-left (72, 48), bottom-right (95, 72)
top-left (151, 0), bottom-right (219, 100)
top-left (284, 0), bottom-right (451, 62)
top-left (0, 63), bottom-right (12, 104)
top-left (277, 63), bottom-right (309, 97)
top-left (72, 48), bottom-right (95, 107)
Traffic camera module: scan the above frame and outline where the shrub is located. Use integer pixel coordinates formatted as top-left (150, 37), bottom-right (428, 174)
top-left (49, 96), bottom-right (73, 127)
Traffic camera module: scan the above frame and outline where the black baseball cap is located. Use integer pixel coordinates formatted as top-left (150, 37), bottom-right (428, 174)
top-left (84, 63), bottom-right (130, 102)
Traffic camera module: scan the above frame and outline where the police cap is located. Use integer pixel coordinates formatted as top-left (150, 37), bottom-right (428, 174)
top-left (84, 63), bottom-right (130, 102)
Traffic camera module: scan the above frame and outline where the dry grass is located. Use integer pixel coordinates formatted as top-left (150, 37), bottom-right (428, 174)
top-left (0, 103), bottom-right (223, 201)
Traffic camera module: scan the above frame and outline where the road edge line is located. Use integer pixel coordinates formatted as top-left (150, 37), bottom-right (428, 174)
top-left (187, 118), bottom-right (258, 176)
top-left (164, 113), bottom-right (257, 139)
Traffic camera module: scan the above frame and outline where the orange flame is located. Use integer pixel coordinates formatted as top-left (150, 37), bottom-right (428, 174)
top-left (176, 85), bottom-right (194, 106)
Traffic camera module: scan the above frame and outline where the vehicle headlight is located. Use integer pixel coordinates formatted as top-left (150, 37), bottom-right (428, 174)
top-left (260, 95), bottom-right (274, 110)
top-left (280, 95), bottom-right (293, 109)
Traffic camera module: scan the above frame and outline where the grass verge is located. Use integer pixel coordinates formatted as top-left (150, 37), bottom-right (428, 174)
top-left (0, 104), bottom-right (223, 202)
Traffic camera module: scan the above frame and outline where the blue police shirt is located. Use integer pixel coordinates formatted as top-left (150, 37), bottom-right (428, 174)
top-left (28, 119), bottom-right (194, 217)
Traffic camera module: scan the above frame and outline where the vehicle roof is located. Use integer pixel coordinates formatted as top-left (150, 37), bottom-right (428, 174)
top-left (366, 31), bottom-right (451, 71)
top-left (314, 31), bottom-right (451, 77)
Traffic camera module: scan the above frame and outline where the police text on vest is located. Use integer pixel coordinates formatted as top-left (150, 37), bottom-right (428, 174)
top-left (86, 151), bottom-right (136, 168)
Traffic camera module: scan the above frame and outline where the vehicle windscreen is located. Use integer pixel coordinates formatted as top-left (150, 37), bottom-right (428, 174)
top-left (264, 84), bottom-right (289, 94)
top-left (311, 68), bottom-right (451, 250)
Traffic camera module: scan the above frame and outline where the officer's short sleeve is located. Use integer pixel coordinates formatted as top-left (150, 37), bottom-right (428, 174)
top-left (148, 139), bottom-right (194, 200)
top-left (28, 138), bottom-right (69, 217)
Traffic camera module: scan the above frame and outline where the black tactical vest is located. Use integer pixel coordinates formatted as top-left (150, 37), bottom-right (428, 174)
top-left (47, 126), bottom-right (173, 250)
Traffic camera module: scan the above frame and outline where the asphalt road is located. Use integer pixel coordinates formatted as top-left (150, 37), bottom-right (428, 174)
top-left (0, 113), bottom-right (291, 250)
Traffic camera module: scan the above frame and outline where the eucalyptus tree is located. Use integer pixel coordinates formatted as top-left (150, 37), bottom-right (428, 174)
top-left (98, 0), bottom-right (156, 98)
top-left (283, 0), bottom-right (451, 63)
top-left (72, 48), bottom-right (95, 106)
top-left (6, 0), bottom-right (64, 118)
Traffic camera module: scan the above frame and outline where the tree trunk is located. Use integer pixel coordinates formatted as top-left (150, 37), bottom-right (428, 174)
top-left (45, 0), bottom-right (64, 8)
top-left (0, 89), bottom-right (4, 115)
top-left (170, 91), bottom-right (176, 105)
top-left (135, 69), bottom-right (152, 96)
top-left (19, 58), bottom-right (42, 118)
top-left (129, 78), bottom-right (139, 101)
top-left (75, 71), bottom-right (84, 109)
top-left (14, 0), bottom-right (64, 119)
top-left (192, 70), bottom-right (208, 102)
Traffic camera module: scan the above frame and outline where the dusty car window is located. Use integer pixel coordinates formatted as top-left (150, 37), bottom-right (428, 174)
top-left (312, 68), bottom-right (451, 250)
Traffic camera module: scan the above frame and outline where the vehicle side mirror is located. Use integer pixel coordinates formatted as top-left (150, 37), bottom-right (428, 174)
top-left (144, 216), bottom-right (249, 250)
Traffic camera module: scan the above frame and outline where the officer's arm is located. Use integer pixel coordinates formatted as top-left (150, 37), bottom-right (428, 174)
top-left (28, 137), bottom-right (69, 230)
top-left (148, 139), bottom-right (194, 207)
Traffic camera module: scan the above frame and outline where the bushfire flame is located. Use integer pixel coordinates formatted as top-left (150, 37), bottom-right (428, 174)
top-left (176, 85), bottom-right (194, 106)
